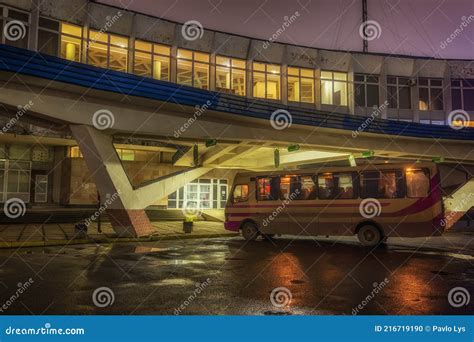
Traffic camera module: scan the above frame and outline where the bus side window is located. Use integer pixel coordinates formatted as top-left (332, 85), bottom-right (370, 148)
top-left (257, 177), bottom-right (280, 201)
top-left (318, 173), bottom-right (355, 199)
top-left (232, 184), bottom-right (249, 203)
top-left (406, 168), bottom-right (430, 198)
top-left (361, 170), bottom-right (404, 198)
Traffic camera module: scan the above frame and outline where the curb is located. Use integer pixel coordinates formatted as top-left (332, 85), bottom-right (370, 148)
top-left (0, 232), bottom-right (239, 249)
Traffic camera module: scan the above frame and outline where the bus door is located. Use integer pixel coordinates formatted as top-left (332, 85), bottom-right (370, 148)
top-left (281, 175), bottom-right (319, 236)
top-left (255, 176), bottom-right (287, 234)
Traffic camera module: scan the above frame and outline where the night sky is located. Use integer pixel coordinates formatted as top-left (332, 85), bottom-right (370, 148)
top-left (98, 0), bottom-right (473, 60)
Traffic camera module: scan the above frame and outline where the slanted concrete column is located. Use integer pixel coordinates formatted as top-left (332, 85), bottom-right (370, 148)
top-left (70, 125), bottom-right (154, 237)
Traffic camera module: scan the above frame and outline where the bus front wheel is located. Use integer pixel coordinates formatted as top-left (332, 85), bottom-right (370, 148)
top-left (357, 225), bottom-right (383, 247)
top-left (241, 222), bottom-right (259, 241)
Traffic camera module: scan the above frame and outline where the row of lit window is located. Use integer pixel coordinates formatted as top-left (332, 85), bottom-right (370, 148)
top-left (1, 6), bottom-right (473, 112)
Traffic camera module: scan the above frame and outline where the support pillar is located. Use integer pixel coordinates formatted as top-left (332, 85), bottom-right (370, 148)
top-left (70, 125), bottom-right (214, 237)
top-left (70, 125), bottom-right (154, 237)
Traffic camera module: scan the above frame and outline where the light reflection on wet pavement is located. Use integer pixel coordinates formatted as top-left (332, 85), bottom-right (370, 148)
top-left (0, 235), bottom-right (473, 315)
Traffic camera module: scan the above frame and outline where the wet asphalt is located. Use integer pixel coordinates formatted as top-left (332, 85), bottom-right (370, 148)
top-left (0, 235), bottom-right (473, 315)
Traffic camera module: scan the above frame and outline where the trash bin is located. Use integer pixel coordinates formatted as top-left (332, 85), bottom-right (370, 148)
top-left (183, 218), bottom-right (193, 233)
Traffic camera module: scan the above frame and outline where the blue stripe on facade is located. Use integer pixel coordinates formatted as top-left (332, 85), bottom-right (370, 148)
top-left (0, 44), bottom-right (473, 141)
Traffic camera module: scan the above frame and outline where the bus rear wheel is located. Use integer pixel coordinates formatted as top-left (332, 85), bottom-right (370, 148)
top-left (357, 225), bottom-right (383, 247)
top-left (241, 222), bottom-right (259, 241)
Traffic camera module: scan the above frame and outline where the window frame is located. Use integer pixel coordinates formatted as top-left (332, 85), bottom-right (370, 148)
top-left (256, 176), bottom-right (280, 201)
top-left (287, 66), bottom-right (316, 104)
top-left (133, 39), bottom-right (171, 81)
top-left (418, 78), bottom-right (444, 111)
top-left (359, 169), bottom-right (406, 199)
top-left (320, 70), bottom-right (348, 106)
top-left (317, 171), bottom-right (358, 200)
top-left (38, 16), bottom-right (60, 56)
top-left (86, 29), bottom-right (129, 72)
top-left (252, 61), bottom-right (282, 101)
top-left (405, 168), bottom-right (431, 198)
top-left (354, 73), bottom-right (380, 108)
top-left (215, 55), bottom-right (246, 96)
top-left (387, 76), bottom-right (412, 110)
top-left (451, 79), bottom-right (474, 111)
top-left (231, 184), bottom-right (249, 203)
top-left (177, 49), bottom-right (210, 89)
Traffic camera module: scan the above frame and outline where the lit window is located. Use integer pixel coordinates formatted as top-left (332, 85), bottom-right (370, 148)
top-left (60, 23), bottom-right (82, 62)
top-left (355, 74), bottom-right (379, 107)
top-left (118, 149), bottom-right (134, 161)
top-left (288, 67), bottom-right (315, 104)
top-left (321, 71), bottom-right (348, 106)
top-left (360, 170), bottom-right (405, 199)
top-left (232, 184), bottom-right (249, 203)
top-left (86, 29), bottom-right (128, 72)
top-left (253, 62), bottom-right (281, 100)
top-left (451, 79), bottom-right (474, 111)
top-left (216, 56), bottom-right (246, 96)
top-left (177, 49), bottom-right (210, 89)
top-left (133, 40), bottom-right (170, 81)
top-left (387, 76), bottom-right (411, 109)
top-left (318, 172), bottom-right (355, 199)
top-left (418, 78), bottom-right (443, 111)
top-left (257, 177), bottom-right (280, 201)
top-left (406, 168), bottom-right (430, 198)
top-left (68, 146), bottom-right (82, 158)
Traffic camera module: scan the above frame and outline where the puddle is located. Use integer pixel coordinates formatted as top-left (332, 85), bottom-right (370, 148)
top-left (151, 278), bottom-right (195, 286)
top-left (391, 249), bottom-right (474, 261)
